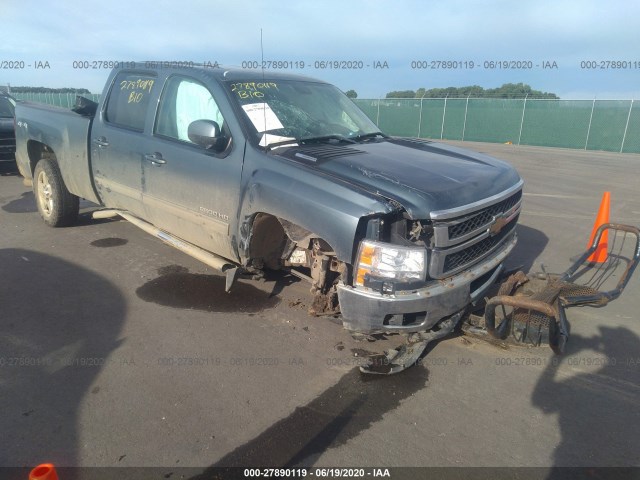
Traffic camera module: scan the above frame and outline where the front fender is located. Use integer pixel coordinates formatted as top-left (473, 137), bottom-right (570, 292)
top-left (237, 152), bottom-right (396, 264)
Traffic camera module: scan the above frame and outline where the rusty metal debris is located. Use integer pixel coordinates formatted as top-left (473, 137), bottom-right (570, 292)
top-left (465, 223), bottom-right (640, 354)
top-left (358, 223), bottom-right (639, 374)
top-left (360, 310), bottom-right (465, 374)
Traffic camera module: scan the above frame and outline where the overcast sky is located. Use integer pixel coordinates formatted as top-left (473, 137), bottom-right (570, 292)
top-left (2, 0), bottom-right (639, 98)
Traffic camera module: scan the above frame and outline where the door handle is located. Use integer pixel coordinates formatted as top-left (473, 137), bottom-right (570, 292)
top-left (144, 153), bottom-right (167, 166)
top-left (92, 137), bottom-right (109, 147)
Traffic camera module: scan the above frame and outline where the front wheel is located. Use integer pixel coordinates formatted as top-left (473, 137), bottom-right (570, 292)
top-left (33, 159), bottom-right (79, 227)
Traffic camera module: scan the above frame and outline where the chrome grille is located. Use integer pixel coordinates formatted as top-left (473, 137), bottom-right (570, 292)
top-left (443, 218), bottom-right (518, 273)
top-left (428, 181), bottom-right (523, 279)
top-left (449, 190), bottom-right (522, 240)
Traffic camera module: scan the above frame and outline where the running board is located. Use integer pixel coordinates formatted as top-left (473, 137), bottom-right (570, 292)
top-left (92, 209), bottom-right (240, 291)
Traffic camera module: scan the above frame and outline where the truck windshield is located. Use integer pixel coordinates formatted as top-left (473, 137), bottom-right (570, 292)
top-left (225, 80), bottom-right (381, 148)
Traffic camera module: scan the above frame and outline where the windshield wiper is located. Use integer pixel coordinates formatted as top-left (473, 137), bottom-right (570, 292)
top-left (265, 134), bottom-right (356, 151)
top-left (299, 134), bottom-right (357, 144)
top-left (352, 131), bottom-right (388, 142)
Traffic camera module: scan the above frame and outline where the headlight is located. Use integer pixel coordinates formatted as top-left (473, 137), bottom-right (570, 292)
top-left (354, 240), bottom-right (426, 288)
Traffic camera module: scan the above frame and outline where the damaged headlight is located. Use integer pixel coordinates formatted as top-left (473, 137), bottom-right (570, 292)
top-left (354, 240), bottom-right (426, 289)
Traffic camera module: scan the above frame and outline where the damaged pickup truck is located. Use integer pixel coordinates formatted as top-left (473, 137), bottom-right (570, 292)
top-left (15, 64), bottom-right (523, 373)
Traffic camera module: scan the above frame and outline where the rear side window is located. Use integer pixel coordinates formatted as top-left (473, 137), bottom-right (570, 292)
top-left (105, 72), bottom-right (156, 131)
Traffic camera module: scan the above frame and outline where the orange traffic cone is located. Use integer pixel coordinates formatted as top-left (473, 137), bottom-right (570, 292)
top-left (586, 192), bottom-right (610, 263)
top-left (29, 463), bottom-right (58, 480)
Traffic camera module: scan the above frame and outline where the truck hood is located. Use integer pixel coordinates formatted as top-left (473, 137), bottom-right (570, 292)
top-left (275, 138), bottom-right (522, 219)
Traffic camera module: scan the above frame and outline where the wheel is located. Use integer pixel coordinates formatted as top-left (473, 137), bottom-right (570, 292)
top-left (33, 158), bottom-right (79, 227)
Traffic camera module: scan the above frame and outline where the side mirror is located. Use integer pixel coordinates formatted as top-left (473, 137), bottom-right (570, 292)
top-left (72, 95), bottom-right (98, 117)
top-left (188, 119), bottom-right (224, 151)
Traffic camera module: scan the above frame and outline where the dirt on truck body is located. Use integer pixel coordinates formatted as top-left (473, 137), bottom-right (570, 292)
top-left (16, 63), bottom-right (527, 373)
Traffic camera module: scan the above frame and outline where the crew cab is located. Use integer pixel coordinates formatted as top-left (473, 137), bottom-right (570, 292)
top-left (15, 64), bottom-right (522, 348)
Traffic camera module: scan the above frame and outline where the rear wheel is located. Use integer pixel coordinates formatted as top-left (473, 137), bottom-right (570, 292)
top-left (33, 159), bottom-right (79, 227)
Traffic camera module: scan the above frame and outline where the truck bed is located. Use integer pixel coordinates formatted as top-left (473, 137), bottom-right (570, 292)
top-left (14, 101), bottom-right (100, 204)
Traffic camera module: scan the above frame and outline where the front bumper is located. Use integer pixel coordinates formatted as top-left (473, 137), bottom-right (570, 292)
top-left (337, 232), bottom-right (517, 334)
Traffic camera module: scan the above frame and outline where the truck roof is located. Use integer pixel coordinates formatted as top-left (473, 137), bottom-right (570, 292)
top-left (123, 62), bottom-right (328, 84)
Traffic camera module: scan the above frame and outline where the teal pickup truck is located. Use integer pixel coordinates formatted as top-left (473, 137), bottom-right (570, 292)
top-left (15, 64), bottom-right (523, 372)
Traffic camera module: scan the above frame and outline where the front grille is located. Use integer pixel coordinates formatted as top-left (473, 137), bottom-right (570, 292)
top-left (449, 190), bottom-right (522, 240)
top-left (443, 216), bottom-right (518, 273)
top-left (428, 182), bottom-right (523, 278)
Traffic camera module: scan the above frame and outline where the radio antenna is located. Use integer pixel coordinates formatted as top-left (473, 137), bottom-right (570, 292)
top-left (260, 28), bottom-right (267, 145)
top-left (260, 28), bottom-right (265, 82)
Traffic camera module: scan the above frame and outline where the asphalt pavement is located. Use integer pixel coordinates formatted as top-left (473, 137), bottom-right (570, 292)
top-left (1, 142), bottom-right (639, 478)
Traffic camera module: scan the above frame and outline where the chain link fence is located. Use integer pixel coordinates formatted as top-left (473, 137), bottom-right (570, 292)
top-left (9, 93), bottom-right (638, 153)
top-left (354, 98), bottom-right (640, 153)
top-left (11, 92), bottom-right (101, 109)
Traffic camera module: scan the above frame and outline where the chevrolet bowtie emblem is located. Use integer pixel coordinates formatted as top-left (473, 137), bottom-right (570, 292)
top-left (489, 215), bottom-right (508, 236)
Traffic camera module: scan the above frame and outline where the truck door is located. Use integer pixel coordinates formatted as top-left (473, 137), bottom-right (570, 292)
top-left (91, 71), bottom-right (158, 218)
top-left (142, 75), bottom-right (243, 262)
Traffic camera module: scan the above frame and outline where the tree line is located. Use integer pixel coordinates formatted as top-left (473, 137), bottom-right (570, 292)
top-left (346, 83), bottom-right (559, 99)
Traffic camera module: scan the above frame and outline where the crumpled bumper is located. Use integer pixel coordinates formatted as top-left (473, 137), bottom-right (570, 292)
top-left (337, 232), bottom-right (517, 334)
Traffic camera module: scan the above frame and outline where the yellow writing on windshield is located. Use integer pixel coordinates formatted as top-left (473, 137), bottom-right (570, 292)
top-left (230, 82), bottom-right (278, 100)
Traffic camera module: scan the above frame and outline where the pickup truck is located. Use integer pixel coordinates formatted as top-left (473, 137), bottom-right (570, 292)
top-left (15, 64), bottom-right (523, 372)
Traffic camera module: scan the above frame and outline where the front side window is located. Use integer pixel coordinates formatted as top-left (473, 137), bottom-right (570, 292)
top-left (105, 72), bottom-right (156, 131)
top-left (155, 76), bottom-right (225, 143)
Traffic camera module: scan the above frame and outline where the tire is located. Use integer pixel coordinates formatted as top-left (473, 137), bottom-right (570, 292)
top-left (33, 158), bottom-right (79, 227)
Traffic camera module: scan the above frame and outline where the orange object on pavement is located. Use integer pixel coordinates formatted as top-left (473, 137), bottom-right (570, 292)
top-left (29, 463), bottom-right (58, 480)
top-left (586, 191), bottom-right (610, 263)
